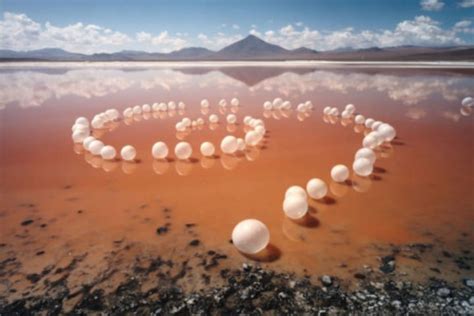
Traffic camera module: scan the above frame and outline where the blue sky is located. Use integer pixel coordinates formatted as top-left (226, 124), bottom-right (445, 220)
top-left (0, 0), bottom-right (473, 53)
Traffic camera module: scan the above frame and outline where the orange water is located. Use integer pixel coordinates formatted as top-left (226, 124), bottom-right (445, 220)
top-left (0, 65), bottom-right (473, 300)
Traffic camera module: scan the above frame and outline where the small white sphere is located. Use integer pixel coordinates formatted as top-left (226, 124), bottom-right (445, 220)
top-left (175, 142), bottom-right (192, 160)
top-left (329, 108), bottom-right (339, 116)
top-left (226, 114), bottom-right (237, 124)
top-left (245, 130), bottom-right (262, 146)
top-left (152, 142), bottom-right (169, 159)
top-left (354, 114), bottom-right (365, 125)
top-left (168, 101), bottom-right (176, 110)
top-left (355, 148), bottom-right (376, 164)
top-left (331, 164), bottom-right (349, 182)
top-left (75, 117), bottom-right (89, 126)
top-left (142, 104), bottom-right (151, 112)
top-left (306, 178), bottom-right (328, 200)
top-left (82, 136), bottom-right (96, 150)
top-left (285, 185), bottom-right (307, 200)
top-left (182, 117), bottom-right (191, 127)
top-left (282, 101), bottom-right (292, 110)
top-left (305, 101), bottom-right (313, 109)
top-left (201, 99), bottom-right (210, 108)
top-left (283, 195), bottom-right (308, 219)
top-left (273, 98), bottom-right (283, 108)
top-left (91, 117), bottom-right (103, 129)
top-left (89, 140), bottom-right (104, 156)
top-left (371, 121), bottom-right (382, 130)
top-left (196, 118), bottom-right (204, 125)
top-left (159, 103), bottom-right (167, 111)
top-left (220, 135), bottom-right (238, 154)
top-left (297, 103), bottom-right (306, 112)
top-left (219, 99), bottom-right (227, 107)
top-left (377, 124), bottom-right (396, 142)
top-left (105, 109), bottom-right (120, 120)
top-left (365, 118), bottom-right (375, 128)
top-left (345, 104), bottom-right (355, 113)
top-left (243, 116), bottom-right (252, 125)
top-left (209, 114), bottom-right (219, 123)
top-left (255, 125), bottom-right (266, 135)
top-left (363, 134), bottom-right (378, 149)
top-left (200, 142), bottom-right (215, 157)
top-left (236, 138), bottom-right (245, 151)
top-left (178, 102), bottom-right (186, 110)
top-left (72, 130), bottom-right (88, 143)
top-left (263, 101), bottom-right (273, 110)
top-left (353, 158), bottom-right (373, 177)
top-left (133, 105), bottom-right (142, 115)
top-left (230, 98), bottom-right (239, 106)
top-left (152, 103), bottom-right (160, 111)
top-left (72, 123), bottom-right (89, 133)
top-left (461, 96), bottom-right (473, 107)
top-left (121, 145), bottom-right (137, 161)
top-left (176, 121), bottom-right (186, 132)
top-left (100, 145), bottom-right (116, 160)
top-left (323, 106), bottom-right (331, 115)
top-left (123, 108), bottom-right (133, 118)
top-left (341, 110), bottom-right (351, 119)
top-left (232, 219), bottom-right (269, 254)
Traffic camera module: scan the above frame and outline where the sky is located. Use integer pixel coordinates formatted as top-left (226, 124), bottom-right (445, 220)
top-left (0, 0), bottom-right (473, 53)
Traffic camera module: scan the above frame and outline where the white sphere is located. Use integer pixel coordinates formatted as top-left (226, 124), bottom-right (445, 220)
top-left (232, 219), bottom-right (269, 254)
top-left (354, 114), bottom-right (365, 125)
top-left (282, 101), bottom-right (292, 110)
top-left (273, 98), bottom-right (283, 108)
top-left (121, 145), bottom-right (137, 161)
top-left (243, 116), bottom-right (252, 125)
top-left (236, 138), bottom-right (245, 151)
top-left (200, 142), bottom-right (215, 157)
top-left (152, 142), bottom-right (169, 159)
top-left (323, 106), bottom-right (331, 115)
top-left (341, 110), bottom-right (351, 119)
top-left (283, 195), bottom-right (308, 219)
top-left (363, 134), bottom-right (378, 149)
top-left (100, 145), bottom-right (116, 160)
top-left (178, 102), bottom-right (186, 110)
top-left (263, 101), bottom-right (273, 110)
top-left (159, 103), bottom-right (167, 111)
top-left (365, 118), bottom-right (375, 128)
top-left (355, 148), bottom-right (376, 164)
top-left (231, 98), bottom-right (239, 106)
top-left (245, 130), bottom-right (262, 146)
top-left (72, 130), bottom-right (88, 143)
top-left (209, 114), bottom-right (219, 123)
top-left (329, 108), bottom-right (339, 116)
top-left (175, 142), bottom-right (192, 160)
top-left (368, 131), bottom-right (384, 146)
top-left (105, 109), bottom-right (119, 120)
top-left (152, 103), bottom-right (160, 111)
top-left (142, 104), bottom-right (151, 112)
top-left (196, 118), bottom-right (204, 125)
top-left (219, 99), bottom-right (227, 107)
top-left (377, 124), bottom-right (396, 142)
top-left (345, 104), bottom-right (355, 114)
top-left (371, 121), bottom-right (382, 130)
top-left (182, 117), bottom-right (192, 127)
top-left (123, 108), bottom-right (133, 118)
top-left (304, 101), bottom-right (313, 109)
top-left (220, 135), bottom-right (238, 154)
top-left (168, 101), bottom-right (176, 110)
top-left (91, 117), bottom-right (103, 129)
top-left (306, 178), bottom-right (327, 199)
top-left (133, 105), bottom-right (142, 115)
top-left (175, 121), bottom-right (186, 132)
top-left (255, 125), bottom-right (265, 135)
top-left (353, 158), bottom-right (373, 177)
top-left (285, 185), bottom-right (307, 200)
top-left (331, 164), bottom-right (349, 182)
top-left (82, 136), bottom-right (96, 150)
top-left (72, 124), bottom-right (90, 133)
top-left (462, 96), bottom-right (473, 107)
top-left (201, 99), bottom-right (210, 108)
top-left (89, 140), bottom-right (104, 155)
top-left (75, 117), bottom-right (89, 126)
top-left (226, 114), bottom-right (237, 124)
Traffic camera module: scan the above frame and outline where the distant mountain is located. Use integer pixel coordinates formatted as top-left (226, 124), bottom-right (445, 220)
top-left (1, 35), bottom-right (473, 61)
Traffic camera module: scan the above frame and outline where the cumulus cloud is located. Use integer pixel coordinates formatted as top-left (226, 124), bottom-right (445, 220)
top-left (458, 0), bottom-right (474, 8)
top-left (255, 16), bottom-right (466, 51)
top-left (420, 0), bottom-right (445, 11)
top-left (136, 31), bottom-right (187, 52)
top-left (232, 24), bottom-right (240, 30)
top-left (197, 32), bottom-right (243, 50)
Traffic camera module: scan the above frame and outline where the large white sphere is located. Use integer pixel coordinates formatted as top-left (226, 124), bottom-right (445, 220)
top-left (220, 135), bottom-right (238, 154)
top-left (91, 117), bottom-right (103, 129)
top-left (133, 105), bottom-right (142, 115)
top-left (273, 98), bottom-right (283, 108)
top-left (283, 195), bottom-right (308, 219)
top-left (200, 142), bottom-right (215, 157)
top-left (462, 96), bottom-right (473, 107)
top-left (142, 104), bottom-right (151, 112)
top-left (353, 158), bottom-right (373, 177)
top-left (72, 130), bottom-right (88, 143)
top-left (121, 145), bottom-right (137, 161)
top-left (182, 117), bottom-right (191, 127)
top-left (323, 106), bottom-right (331, 115)
top-left (368, 131), bottom-right (384, 146)
top-left (329, 108), bottom-right (339, 116)
top-left (306, 178), bottom-right (328, 199)
top-left (232, 219), bottom-right (269, 254)
top-left (377, 124), bottom-right (396, 142)
top-left (354, 114), bottom-right (365, 125)
top-left (363, 134), bottom-right (378, 149)
top-left (168, 101), bottom-right (176, 110)
top-left (365, 118), bottom-right (375, 128)
top-left (219, 99), bottom-right (227, 107)
top-left (231, 98), bottom-right (239, 106)
top-left (100, 145), bottom-right (116, 160)
top-left (201, 99), bottom-right (210, 108)
top-left (123, 108), bottom-right (133, 118)
top-left (263, 101), bottom-right (272, 110)
top-left (105, 109), bottom-right (120, 120)
top-left (245, 130), bottom-right (262, 146)
top-left (226, 114), bottom-right (237, 124)
top-left (345, 104), bottom-right (355, 114)
top-left (175, 121), bottom-right (186, 132)
top-left (331, 164), bottom-right (349, 182)
top-left (243, 116), bottom-right (252, 125)
top-left (89, 140), bottom-right (104, 155)
top-left (285, 185), bottom-right (307, 199)
top-left (152, 142), bottom-right (169, 159)
top-left (355, 148), bottom-right (376, 164)
top-left (341, 110), bottom-right (351, 119)
top-left (82, 136), bottom-right (96, 150)
top-left (175, 142), bottom-right (192, 160)
top-left (282, 101), bottom-right (292, 110)
top-left (75, 117), bottom-right (89, 126)
top-left (255, 125), bottom-right (266, 135)
top-left (371, 121), bottom-right (382, 130)
top-left (236, 138), bottom-right (245, 151)
top-left (209, 114), bottom-right (219, 123)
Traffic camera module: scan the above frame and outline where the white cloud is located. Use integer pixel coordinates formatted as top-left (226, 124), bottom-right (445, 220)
top-left (197, 32), bottom-right (243, 50)
top-left (232, 24), bottom-right (240, 30)
top-left (454, 20), bottom-right (474, 34)
top-left (458, 0), bottom-right (474, 8)
top-left (420, 0), bottom-right (445, 11)
top-left (136, 31), bottom-right (187, 52)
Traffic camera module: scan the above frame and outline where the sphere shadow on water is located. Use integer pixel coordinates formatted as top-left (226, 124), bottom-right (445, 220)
top-left (175, 160), bottom-right (194, 176)
top-left (315, 196), bottom-right (336, 205)
top-left (240, 243), bottom-right (281, 263)
top-left (351, 175), bottom-right (373, 193)
top-left (291, 212), bottom-right (320, 228)
top-left (152, 159), bottom-right (170, 175)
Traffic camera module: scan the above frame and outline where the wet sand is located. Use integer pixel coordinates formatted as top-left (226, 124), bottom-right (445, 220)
top-left (0, 64), bottom-right (473, 313)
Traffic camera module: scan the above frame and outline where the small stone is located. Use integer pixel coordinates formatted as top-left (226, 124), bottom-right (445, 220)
top-left (156, 226), bottom-right (169, 235)
top-left (189, 239), bottom-right (200, 246)
top-left (21, 219), bottom-right (34, 226)
top-left (320, 275), bottom-right (332, 286)
top-left (464, 279), bottom-right (474, 289)
top-left (437, 287), bottom-right (450, 297)
top-left (354, 273), bottom-right (366, 279)
top-left (469, 296), bottom-right (474, 305)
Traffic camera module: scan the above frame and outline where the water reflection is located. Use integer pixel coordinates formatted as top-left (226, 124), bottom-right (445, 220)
top-left (1, 65), bottom-right (473, 111)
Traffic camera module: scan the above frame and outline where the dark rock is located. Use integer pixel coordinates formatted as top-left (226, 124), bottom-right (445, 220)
top-left (156, 226), bottom-right (169, 235)
top-left (189, 239), bottom-right (200, 246)
top-left (26, 273), bottom-right (41, 283)
top-left (21, 219), bottom-right (34, 226)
